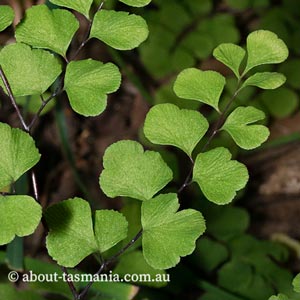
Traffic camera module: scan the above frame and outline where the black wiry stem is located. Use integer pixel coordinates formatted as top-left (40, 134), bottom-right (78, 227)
top-left (78, 229), bottom-right (143, 300)
top-left (69, 1), bottom-right (105, 61)
top-left (177, 80), bottom-right (242, 193)
top-left (0, 65), bottom-right (29, 131)
top-left (62, 267), bottom-right (78, 299)
top-left (201, 86), bottom-right (241, 153)
top-left (28, 91), bottom-right (58, 131)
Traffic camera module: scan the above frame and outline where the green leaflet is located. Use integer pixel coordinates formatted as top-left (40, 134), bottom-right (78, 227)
top-left (261, 87), bottom-right (299, 118)
top-left (45, 198), bottom-right (129, 267)
top-left (213, 43), bottom-right (246, 78)
top-left (118, 199), bottom-right (142, 251)
top-left (45, 198), bottom-right (98, 267)
top-left (64, 59), bottom-right (121, 116)
top-left (269, 274), bottom-right (300, 300)
top-left (269, 295), bottom-right (289, 300)
top-left (293, 273), bottom-right (300, 293)
top-left (0, 5), bottom-right (14, 32)
top-left (193, 147), bottom-right (249, 204)
top-left (143, 103), bottom-right (209, 156)
top-left (139, 8), bottom-right (239, 79)
top-left (142, 193), bottom-right (205, 269)
top-left (94, 210), bottom-right (128, 253)
top-left (174, 68), bottom-right (226, 112)
top-left (241, 72), bottom-right (286, 90)
top-left (0, 195), bottom-right (42, 245)
top-left (99, 140), bottom-right (173, 201)
top-left (114, 251), bottom-right (168, 287)
top-left (154, 81), bottom-right (201, 110)
top-left (218, 259), bottom-right (275, 299)
top-left (0, 43), bottom-right (62, 97)
top-left (0, 284), bottom-right (44, 300)
top-left (221, 106), bottom-right (270, 150)
top-left (49, 0), bottom-right (93, 18)
top-left (279, 59), bottom-right (300, 89)
top-left (244, 30), bottom-right (289, 74)
top-left (218, 260), bottom-right (253, 294)
top-left (194, 237), bottom-right (229, 272)
top-left (0, 122), bottom-right (40, 190)
top-left (90, 10), bottom-right (149, 50)
top-left (205, 206), bottom-right (250, 241)
top-left (15, 5), bottom-right (79, 57)
top-left (119, 0), bottom-right (151, 7)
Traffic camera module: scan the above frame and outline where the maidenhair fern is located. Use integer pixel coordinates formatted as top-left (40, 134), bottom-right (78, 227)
top-left (0, 0), bottom-right (290, 298)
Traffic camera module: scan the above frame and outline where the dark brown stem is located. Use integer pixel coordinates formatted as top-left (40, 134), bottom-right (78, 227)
top-left (79, 229), bottom-right (143, 300)
top-left (69, 1), bottom-right (105, 61)
top-left (201, 82), bottom-right (242, 153)
top-left (177, 80), bottom-right (242, 193)
top-left (106, 229), bottom-right (143, 265)
top-left (0, 65), bottom-right (29, 131)
top-left (62, 267), bottom-right (78, 299)
top-left (28, 89), bottom-right (60, 131)
top-left (178, 157), bottom-right (194, 193)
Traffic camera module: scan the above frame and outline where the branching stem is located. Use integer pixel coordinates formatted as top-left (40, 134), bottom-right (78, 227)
top-left (62, 267), bottom-right (78, 299)
top-left (1, 2), bottom-right (140, 299)
top-left (78, 229), bottom-right (143, 300)
top-left (178, 79), bottom-right (242, 193)
top-left (69, 1), bottom-right (105, 61)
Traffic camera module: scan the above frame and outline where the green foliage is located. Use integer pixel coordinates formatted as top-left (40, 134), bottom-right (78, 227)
top-left (0, 43), bottom-right (62, 97)
top-left (118, 199), bottom-right (142, 251)
top-left (220, 235), bottom-right (292, 300)
top-left (0, 284), bottom-right (44, 300)
top-left (64, 59), bottom-right (121, 116)
top-left (141, 193), bottom-right (205, 269)
top-left (202, 205), bottom-right (250, 241)
top-left (0, 5), bottom-right (14, 32)
top-left (119, 0), bottom-right (152, 7)
top-left (241, 72), bottom-right (286, 90)
top-left (174, 69), bottom-right (226, 112)
top-left (279, 59), bottom-right (300, 89)
top-left (94, 210), bottom-right (128, 253)
top-left (114, 251), bottom-right (167, 287)
top-left (99, 140), bottom-right (173, 201)
top-left (0, 0), bottom-right (293, 297)
top-left (269, 295), bottom-right (290, 300)
top-left (139, 3), bottom-right (239, 78)
top-left (90, 10), bottom-right (149, 50)
top-left (292, 274), bottom-right (300, 293)
top-left (193, 147), bottom-right (249, 204)
top-left (45, 197), bottom-right (129, 267)
top-left (193, 237), bottom-right (229, 272)
top-left (0, 195), bottom-right (42, 245)
top-left (0, 122), bottom-right (40, 189)
top-left (197, 201), bottom-right (293, 300)
top-left (244, 30), bottom-right (289, 73)
top-left (16, 93), bottom-right (56, 115)
top-left (45, 198), bottom-right (98, 267)
top-left (49, 0), bottom-right (93, 18)
top-left (15, 5), bottom-right (79, 57)
top-left (221, 106), bottom-right (270, 150)
top-left (16, 253), bottom-right (137, 299)
top-left (144, 103), bottom-right (209, 156)
top-left (268, 272), bottom-right (300, 300)
top-left (260, 87), bottom-right (299, 118)
top-left (213, 43), bottom-right (246, 78)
